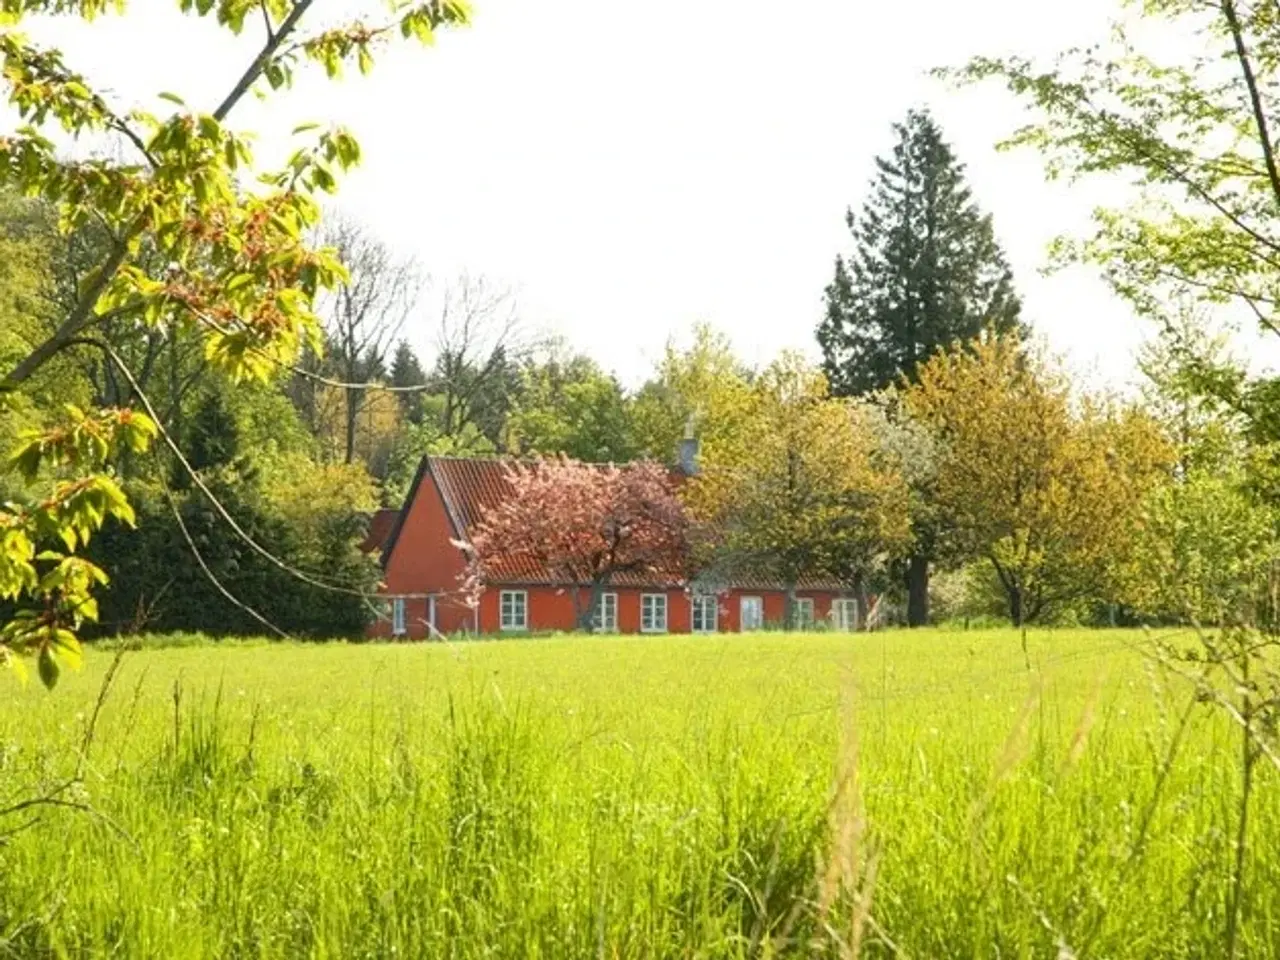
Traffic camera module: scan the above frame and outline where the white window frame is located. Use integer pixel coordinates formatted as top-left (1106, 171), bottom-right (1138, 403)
top-left (795, 597), bottom-right (815, 628)
top-left (740, 596), bottom-right (764, 632)
top-left (691, 594), bottom-right (718, 633)
top-left (832, 598), bottom-right (858, 632)
top-left (391, 597), bottom-right (406, 636)
top-left (594, 592), bottom-right (618, 633)
top-left (640, 593), bottom-right (668, 634)
top-left (500, 590), bottom-right (528, 632)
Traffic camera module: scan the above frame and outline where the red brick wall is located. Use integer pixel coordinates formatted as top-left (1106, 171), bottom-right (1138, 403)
top-left (472, 586), bottom-right (841, 634)
top-left (716, 589), bottom-right (836, 632)
top-left (369, 469), bottom-right (473, 639)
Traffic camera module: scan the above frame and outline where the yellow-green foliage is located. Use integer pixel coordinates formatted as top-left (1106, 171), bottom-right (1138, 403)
top-left (908, 336), bottom-right (1173, 624)
top-left (0, 0), bottom-right (470, 683)
top-left (0, 629), bottom-right (1276, 957)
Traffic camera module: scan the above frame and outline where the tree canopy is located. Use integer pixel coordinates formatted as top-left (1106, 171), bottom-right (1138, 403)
top-left (461, 458), bottom-right (687, 631)
top-left (906, 336), bottom-right (1172, 625)
top-left (817, 109), bottom-right (1023, 397)
top-left (684, 354), bottom-right (910, 628)
top-left (0, 0), bottom-right (470, 683)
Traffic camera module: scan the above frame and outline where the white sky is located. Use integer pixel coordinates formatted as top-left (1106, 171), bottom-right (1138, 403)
top-left (27, 0), bottom-right (1273, 389)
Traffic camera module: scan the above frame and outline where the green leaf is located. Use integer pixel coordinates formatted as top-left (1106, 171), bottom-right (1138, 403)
top-left (37, 646), bottom-right (58, 690)
top-left (53, 630), bottom-right (83, 670)
top-left (158, 91), bottom-right (187, 106)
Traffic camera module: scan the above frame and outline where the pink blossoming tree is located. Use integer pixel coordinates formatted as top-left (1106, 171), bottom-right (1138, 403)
top-left (459, 458), bottom-right (688, 631)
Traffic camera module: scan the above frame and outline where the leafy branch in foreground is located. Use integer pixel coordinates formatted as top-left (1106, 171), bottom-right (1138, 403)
top-left (941, 0), bottom-right (1280, 359)
top-left (1, 405), bottom-right (155, 686)
top-left (0, 0), bottom-right (470, 684)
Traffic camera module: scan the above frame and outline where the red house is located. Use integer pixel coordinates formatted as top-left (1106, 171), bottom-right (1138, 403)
top-left (369, 455), bottom-right (859, 638)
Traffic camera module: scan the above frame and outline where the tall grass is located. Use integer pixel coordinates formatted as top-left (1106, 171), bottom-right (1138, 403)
top-left (0, 629), bottom-right (1275, 957)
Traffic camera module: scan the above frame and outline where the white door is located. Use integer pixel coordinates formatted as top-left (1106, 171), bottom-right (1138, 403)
top-left (832, 598), bottom-right (858, 632)
top-left (740, 596), bottom-right (764, 632)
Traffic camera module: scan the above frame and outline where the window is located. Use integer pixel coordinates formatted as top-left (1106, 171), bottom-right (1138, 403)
top-left (692, 594), bottom-right (718, 633)
top-left (641, 594), bottom-right (667, 633)
top-left (594, 592), bottom-right (618, 633)
top-left (500, 590), bottom-right (528, 631)
top-left (740, 596), bottom-right (764, 631)
top-left (795, 598), bottom-right (815, 629)
top-left (392, 597), bottom-right (406, 636)
top-left (832, 598), bottom-right (858, 632)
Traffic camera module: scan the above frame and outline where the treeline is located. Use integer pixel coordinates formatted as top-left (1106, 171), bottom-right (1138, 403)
top-left (0, 191), bottom-right (704, 636)
top-left (806, 110), bottom-right (1280, 629)
top-left (4, 106), bottom-right (1279, 637)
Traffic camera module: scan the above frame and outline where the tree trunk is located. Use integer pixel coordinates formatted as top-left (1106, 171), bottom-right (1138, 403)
top-left (907, 554), bottom-right (929, 627)
top-left (343, 388), bottom-right (360, 465)
top-left (580, 580), bottom-right (606, 632)
top-left (853, 571), bottom-right (869, 631)
top-left (1009, 586), bottom-right (1023, 628)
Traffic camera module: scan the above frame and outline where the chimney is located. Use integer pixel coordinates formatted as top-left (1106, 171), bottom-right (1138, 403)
top-left (677, 416), bottom-right (700, 476)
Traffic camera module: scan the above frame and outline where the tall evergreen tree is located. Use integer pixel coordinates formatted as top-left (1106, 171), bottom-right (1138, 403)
top-left (817, 109), bottom-right (1024, 626)
top-left (389, 339), bottom-right (429, 423)
top-left (818, 109), bottom-right (1023, 395)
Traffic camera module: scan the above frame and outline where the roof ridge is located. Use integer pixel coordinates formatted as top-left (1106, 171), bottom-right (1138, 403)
top-left (425, 452), bottom-right (668, 468)
top-left (425, 453), bottom-right (512, 463)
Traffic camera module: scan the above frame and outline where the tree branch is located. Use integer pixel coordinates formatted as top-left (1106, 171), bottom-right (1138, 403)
top-left (213, 0), bottom-right (314, 122)
top-left (259, 0), bottom-right (275, 43)
top-left (0, 240), bottom-right (130, 393)
top-left (1221, 0), bottom-right (1280, 211)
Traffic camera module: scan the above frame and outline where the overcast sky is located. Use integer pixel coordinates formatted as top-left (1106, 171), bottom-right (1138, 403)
top-left (32, 0), bottom-right (1264, 388)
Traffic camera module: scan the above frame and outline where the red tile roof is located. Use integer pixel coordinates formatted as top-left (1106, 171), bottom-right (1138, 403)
top-left (382, 455), bottom-right (849, 593)
top-left (429, 456), bottom-right (520, 537)
top-left (428, 456), bottom-right (687, 587)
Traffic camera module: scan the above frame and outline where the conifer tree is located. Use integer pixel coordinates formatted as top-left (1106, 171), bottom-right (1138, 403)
top-left (817, 109), bottom-right (1024, 625)
top-left (390, 340), bottom-right (429, 425)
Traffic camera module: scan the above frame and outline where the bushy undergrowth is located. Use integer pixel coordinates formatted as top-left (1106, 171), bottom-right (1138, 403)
top-left (0, 629), bottom-right (1275, 957)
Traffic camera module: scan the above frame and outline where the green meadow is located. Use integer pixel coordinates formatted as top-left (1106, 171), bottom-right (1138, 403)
top-left (0, 628), bottom-right (1273, 958)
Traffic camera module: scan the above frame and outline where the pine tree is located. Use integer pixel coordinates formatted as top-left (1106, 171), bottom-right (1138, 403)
top-left (818, 109), bottom-right (1024, 396)
top-left (817, 109), bottom-right (1024, 626)
top-left (389, 339), bottom-right (428, 425)
top-left (184, 390), bottom-right (242, 477)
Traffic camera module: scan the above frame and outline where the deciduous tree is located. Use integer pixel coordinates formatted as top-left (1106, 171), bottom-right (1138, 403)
top-left (685, 354), bottom-right (911, 629)
top-left (292, 215), bottom-right (421, 466)
top-left (507, 341), bottom-right (637, 462)
top-left (632, 322), bottom-right (754, 464)
top-left (906, 336), bottom-right (1172, 625)
top-left (1130, 466), bottom-right (1279, 626)
top-left (951, 2), bottom-right (1280, 336)
top-left (429, 274), bottom-right (525, 446)
top-left (0, 0), bottom-right (469, 684)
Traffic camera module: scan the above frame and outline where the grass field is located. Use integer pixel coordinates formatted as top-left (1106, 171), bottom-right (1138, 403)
top-left (0, 628), bottom-right (1274, 957)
